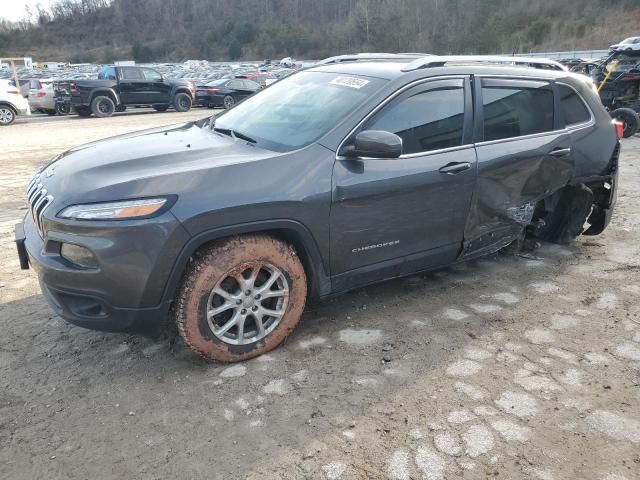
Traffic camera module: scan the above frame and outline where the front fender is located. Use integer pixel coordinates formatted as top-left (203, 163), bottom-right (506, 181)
top-left (157, 219), bottom-right (331, 306)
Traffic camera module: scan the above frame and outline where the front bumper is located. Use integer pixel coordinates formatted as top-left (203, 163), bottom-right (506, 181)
top-left (17, 211), bottom-right (190, 336)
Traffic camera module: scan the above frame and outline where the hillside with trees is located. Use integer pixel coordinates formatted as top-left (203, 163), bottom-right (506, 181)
top-left (1, 0), bottom-right (639, 63)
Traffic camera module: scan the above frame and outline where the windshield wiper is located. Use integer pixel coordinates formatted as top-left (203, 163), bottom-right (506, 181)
top-left (213, 127), bottom-right (256, 144)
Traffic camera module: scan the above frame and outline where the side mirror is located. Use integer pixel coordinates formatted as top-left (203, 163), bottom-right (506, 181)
top-left (345, 130), bottom-right (402, 159)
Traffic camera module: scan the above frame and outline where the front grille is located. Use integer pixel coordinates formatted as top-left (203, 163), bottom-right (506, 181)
top-left (26, 174), bottom-right (53, 237)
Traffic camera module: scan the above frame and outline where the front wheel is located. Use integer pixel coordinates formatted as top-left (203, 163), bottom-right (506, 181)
top-left (176, 234), bottom-right (307, 362)
top-left (0, 106), bottom-right (16, 126)
top-left (612, 107), bottom-right (639, 138)
top-left (173, 93), bottom-right (192, 112)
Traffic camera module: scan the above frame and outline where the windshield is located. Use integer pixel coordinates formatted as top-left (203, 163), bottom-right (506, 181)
top-left (210, 71), bottom-right (386, 152)
top-left (621, 37), bottom-right (636, 44)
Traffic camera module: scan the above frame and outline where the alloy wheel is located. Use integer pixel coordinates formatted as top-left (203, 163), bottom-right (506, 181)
top-left (206, 263), bottom-right (289, 345)
top-left (0, 107), bottom-right (15, 125)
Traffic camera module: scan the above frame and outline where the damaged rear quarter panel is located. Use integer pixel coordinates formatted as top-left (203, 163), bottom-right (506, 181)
top-left (464, 132), bottom-right (574, 254)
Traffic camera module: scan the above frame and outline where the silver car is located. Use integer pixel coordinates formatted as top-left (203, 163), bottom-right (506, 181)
top-left (28, 79), bottom-right (57, 115)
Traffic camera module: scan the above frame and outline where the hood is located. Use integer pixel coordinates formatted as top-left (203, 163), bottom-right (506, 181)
top-left (39, 122), bottom-right (275, 207)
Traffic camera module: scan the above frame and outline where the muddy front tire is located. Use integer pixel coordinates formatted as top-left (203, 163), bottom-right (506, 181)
top-left (176, 234), bottom-right (307, 362)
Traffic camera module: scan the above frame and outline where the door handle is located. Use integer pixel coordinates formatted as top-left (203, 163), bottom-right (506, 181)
top-left (439, 161), bottom-right (471, 175)
top-left (548, 147), bottom-right (572, 157)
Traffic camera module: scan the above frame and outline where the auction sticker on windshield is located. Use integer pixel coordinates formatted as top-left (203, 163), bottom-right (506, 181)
top-left (330, 76), bottom-right (370, 89)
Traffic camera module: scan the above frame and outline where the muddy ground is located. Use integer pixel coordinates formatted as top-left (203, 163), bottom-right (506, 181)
top-left (0, 111), bottom-right (639, 480)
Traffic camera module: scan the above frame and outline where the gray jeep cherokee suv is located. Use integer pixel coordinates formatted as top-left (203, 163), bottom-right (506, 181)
top-left (16, 55), bottom-right (620, 362)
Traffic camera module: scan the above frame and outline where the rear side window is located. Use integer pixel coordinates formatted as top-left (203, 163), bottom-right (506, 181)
top-left (557, 84), bottom-right (590, 126)
top-left (364, 86), bottom-right (465, 154)
top-left (482, 82), bottom-right (554, 141)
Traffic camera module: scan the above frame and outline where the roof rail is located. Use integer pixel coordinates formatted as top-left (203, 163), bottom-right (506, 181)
top-left (401, 55), bottom-right (567, 72)
top-left (316, 52), bottom-right (431, 66)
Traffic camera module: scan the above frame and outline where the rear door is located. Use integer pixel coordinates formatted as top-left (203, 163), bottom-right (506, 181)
top-left (330, 77), bottom-right (476, 290)
top-left (227, 79), bottom-right (246, 100)
top-left (464, 76), bottom-right (573, 257)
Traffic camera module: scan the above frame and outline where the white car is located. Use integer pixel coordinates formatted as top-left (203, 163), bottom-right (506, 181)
top-left (609, 36), bottom-right (640, 51)
top-left (0, 79), bottom-right (30, 126)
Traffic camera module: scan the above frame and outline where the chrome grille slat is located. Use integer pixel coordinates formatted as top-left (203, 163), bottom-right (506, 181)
top-left (25, 173), bottom-right (53, 238)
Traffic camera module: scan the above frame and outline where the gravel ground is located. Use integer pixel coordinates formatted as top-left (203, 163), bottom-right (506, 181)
top-left (0, 113), bottom-right (639, 480)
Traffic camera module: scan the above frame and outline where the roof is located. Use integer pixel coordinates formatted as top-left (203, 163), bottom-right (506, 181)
top-left (315, 53), bottom-right (430, 66)
top-left (401, 55), bottom-right (567, 72)
top-left (309, 54), bottom-right (569, 80)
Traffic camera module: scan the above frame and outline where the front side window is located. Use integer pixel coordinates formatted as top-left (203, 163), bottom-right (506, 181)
top-left (211, 71), bottom-right (386, 152)
top-left (119, 67), bottom-right (144, 80)
top-left (142, 68), bottom-right (162, 82)
top-left (363, 86), bottom-right (465, 154)
top-left (482, 82), bottom-right (554, 141)
top-left (557, 84), bottom-right (590, 126)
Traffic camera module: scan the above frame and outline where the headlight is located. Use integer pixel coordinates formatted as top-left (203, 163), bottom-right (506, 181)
top-left (58, 198), bottom-right (168, 220)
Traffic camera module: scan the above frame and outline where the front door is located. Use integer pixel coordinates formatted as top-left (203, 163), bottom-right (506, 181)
top-left (118, 67), bottom-right (151, 104)
top-left (141, 68), bottom-right (172, 104)
top-left (330, 77), bottom-right (476, 291)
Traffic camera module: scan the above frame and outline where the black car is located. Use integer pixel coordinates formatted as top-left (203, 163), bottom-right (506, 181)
top-left (54, 65), bottom-right (195, 117)
top-left (195, 78), bottom-right (260, 109)
top-left (16, 55), bottom-right (620, 362)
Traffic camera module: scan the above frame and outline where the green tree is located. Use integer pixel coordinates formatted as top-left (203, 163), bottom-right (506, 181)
top-left (132, 41), bottom-right (153, 62)
top-left (228, 40), bottom-right (242, 60)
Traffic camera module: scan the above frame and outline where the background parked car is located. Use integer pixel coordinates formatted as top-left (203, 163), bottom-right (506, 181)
top-left (0, 79), bottom-right (30, 125)
top-left (609, 36), bottom-right (640, 51)
top-left (28, 79), bottom-right (59, 115)
top-left (195, 78), bottom-right (260, 108)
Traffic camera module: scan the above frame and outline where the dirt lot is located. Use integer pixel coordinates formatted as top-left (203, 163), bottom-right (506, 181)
top-left (0, 112), bottom-right (639, 480)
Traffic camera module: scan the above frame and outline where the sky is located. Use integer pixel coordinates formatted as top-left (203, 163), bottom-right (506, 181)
top-left (0, 0), bottom-right (56, 22)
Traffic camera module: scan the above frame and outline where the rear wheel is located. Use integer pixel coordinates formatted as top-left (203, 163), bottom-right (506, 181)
top-left (173, 93), bottom-right (192, 112)
top-left (176, 234), bottom-right (307, 362)
top-left (91, 95), bottom-right (115, 117)
top-left (153, 104), bottom-right (169, 112)
top-left (0, 106), bottom-right (16, 126)
top-left (223, 95), bottom-right (235, 109)
top-left (611, 107), bottom-right (639, 138)
top-left (531, 186), bottom-right (594, 244)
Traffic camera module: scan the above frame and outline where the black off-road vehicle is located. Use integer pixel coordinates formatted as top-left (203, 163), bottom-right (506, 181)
top-left (591, 50), bottom-right (640, 137)
top-left (54, 65), bottom-right (195, 118)
top-left (17, 55), bottom-right (620, 362)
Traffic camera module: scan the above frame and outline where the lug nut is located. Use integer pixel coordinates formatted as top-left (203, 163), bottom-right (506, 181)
top-left (245, 290), bottom-right (252, 296)
top-left (252, 306), bottom-right (258, 311)
top-left (241, 309), bottom-right (247, 315)
top-left (236, 299), bottom-right (242, 305)
top-left (254, 294), bottom-right (261, 300)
